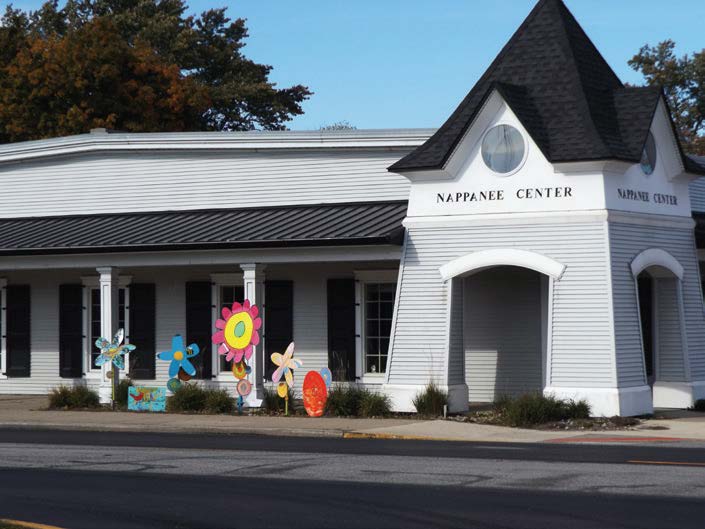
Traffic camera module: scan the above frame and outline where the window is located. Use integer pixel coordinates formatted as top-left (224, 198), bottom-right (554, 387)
top-left (89, 288), bottom-right (126, 370)
top-left (481, 124), bottom-right (525, 175)
top-left (363, 282), bottom-right (396, 375)
top-left (640, 132), bottom-right (657, 175)
top-left (218, 285), bottom-right (244, 373)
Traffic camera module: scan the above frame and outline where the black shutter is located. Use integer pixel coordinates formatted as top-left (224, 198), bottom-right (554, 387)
top-left (129, 283), bottom-right (156, 379)
top-left (264, 281), bottom-right (293, 380)
top-left (59, 284), bottom-right (83, 378)
top-left (6, 285), bottom-right (31, 377)
top-left (186, 282), bottom-right (212, 379)
top-left (327, 278), bottom-right (356, 381)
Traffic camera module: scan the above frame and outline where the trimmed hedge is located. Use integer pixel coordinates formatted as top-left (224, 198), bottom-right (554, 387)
top-left (48, 385), bottom-right (101, 410)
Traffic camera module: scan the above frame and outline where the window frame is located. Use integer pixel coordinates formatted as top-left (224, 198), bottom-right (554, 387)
top-left (354, 270), bottom-right (398, 383)
top-left (81, 275), bottom-right (132, 377)
top-left (211, 273), bottom-right (245, 380)
top-left (480, 122), bottom-right (528, 176)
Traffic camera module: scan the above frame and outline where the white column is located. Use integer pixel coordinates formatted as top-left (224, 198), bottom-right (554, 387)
top-left (241, 263), bottom-right (266, 406)
top-left (0, 278), bottom-right (6, 379)
top-left (97, 267), bottom-right (119, 404)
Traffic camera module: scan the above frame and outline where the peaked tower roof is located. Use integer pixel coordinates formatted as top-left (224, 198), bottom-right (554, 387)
top-left (390, 0), bottom-right (703, 174)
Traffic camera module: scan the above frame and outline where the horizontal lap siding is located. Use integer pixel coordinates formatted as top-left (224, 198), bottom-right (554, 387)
top-left (465, 268), bottom-right (542, 402)
top-left (388, 221), bottom-right (613, 388)
top-left (655, 278), bottom-right (686, 381)
top-left (609, 222), bottom-right (705, 383)
top-left (0, 263), bottom-right (392, 394)
top-left (447, 278), bottom-right (464, 385)
top-left (689, 179), bottom-right (705, 213)
top-left (0, 151), bottom-right (412, 218)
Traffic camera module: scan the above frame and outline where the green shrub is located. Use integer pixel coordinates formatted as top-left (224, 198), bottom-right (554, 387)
top-left (205, 388), bottom-right (235, 414)
top-left (326, 385), bottom-right (365, 416)
top-left (167, 384), bottom-right (207, 413)
top-left (325, 385), bottom-right (391, 417)
top-left (692, 399), bottom-right (705, 412)
top-left (116, 379), bottom-right (133, 409)
top-left (497, 393), bottom-right (591, 427)
top-left (261, 386), bottom-right (297, 414)
top-left (359, 391), bottom-right (392, 417)
top-left (48, 385), bottom-right (101, 410)
top-left (412, 383), bottom-right (449, 416)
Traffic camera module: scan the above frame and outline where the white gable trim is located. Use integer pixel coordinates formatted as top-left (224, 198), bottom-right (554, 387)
top-left (439, 249), bottom-right (566, 281)
top-left (630, 248), bottom-right (684, 279)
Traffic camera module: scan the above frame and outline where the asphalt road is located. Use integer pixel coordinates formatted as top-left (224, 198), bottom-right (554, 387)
top-left (0, 429), bottom-right (704, 529)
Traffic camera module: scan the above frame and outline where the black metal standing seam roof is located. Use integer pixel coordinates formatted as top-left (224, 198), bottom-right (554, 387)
top-left (0, 201), bottom-right (409, 255)
top-left (389, 0), bottom-right (705, 176)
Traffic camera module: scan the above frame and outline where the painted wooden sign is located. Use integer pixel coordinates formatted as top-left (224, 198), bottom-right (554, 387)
top-left (128, 387), bottom-right (166, 412)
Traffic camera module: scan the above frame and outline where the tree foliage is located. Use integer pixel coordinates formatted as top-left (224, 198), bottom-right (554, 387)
top-left (629, 40), bottom-right (705, 155)
top-left (0, 0), bottom-right (312, 142)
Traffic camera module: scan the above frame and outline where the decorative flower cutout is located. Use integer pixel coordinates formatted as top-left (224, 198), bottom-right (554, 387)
top-left (271, 342), bottom-right (302, 388)
top-left (95, 328), bottom-right (135, 370)
top-left (157, 334), bottom-right (200, 378)
top-left (212, 300), bottom-right (262, 363)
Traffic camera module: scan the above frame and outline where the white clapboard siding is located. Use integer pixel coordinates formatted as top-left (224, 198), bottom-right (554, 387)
top-left (655, 278), bottom-right (686, 381)
top-left (689, 178), bottom-right (705, 213)
top-left (0, 262), bottom-right (396, 394)
top-left (388, 221), bottom-right (613, 388)
top-left (447, 278), bottom-right (464, 386)
top-left (464, 267), bottom-right (543, 402)
top-left (0, 149), bottom-right (413, 218)
top-left (609, 222), bottom-right (705, 384)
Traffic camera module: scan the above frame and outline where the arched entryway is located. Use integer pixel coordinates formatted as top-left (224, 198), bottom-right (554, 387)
top-left (632, 249), bottom-right (690, 406)
top-left (441, 250), bottom-right (564, 403)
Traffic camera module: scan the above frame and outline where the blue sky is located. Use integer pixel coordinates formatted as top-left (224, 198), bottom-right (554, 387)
top-left (5, 0), bottom-right (705, 131)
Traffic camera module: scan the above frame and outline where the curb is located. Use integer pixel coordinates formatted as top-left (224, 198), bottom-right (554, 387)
top-left (343, 432), bottom-right (470, 442)
top-left (0, 519), bottom-right (66, 529)
top-left (0, 422), bottom-right (345, 439)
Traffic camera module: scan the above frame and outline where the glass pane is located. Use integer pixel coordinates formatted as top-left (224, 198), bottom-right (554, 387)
top-left (366, 338), bottom-right (378, 355)
top-left (366, 301), bottom-right (379, 319)
top-left (380, 338), bottom-right (389, 356)
top-left (380, 302), bottom-right (393, 319)
top-left (366, 320), bottom-right (379, 337)
top-left (481, 124), bottom-right (525, 174)
top-left (366, 283), bottom-right (378, 301)
top-left (380, 354), bottom-right (388, 374)
top-left (640, 132), bottom-right (657, 175)
top-left (379, 284), bottom-right (395, 301)
top-left (380, 319), bottom-right (392, 337)
top-left (366, 356), bottom-right (378, 374)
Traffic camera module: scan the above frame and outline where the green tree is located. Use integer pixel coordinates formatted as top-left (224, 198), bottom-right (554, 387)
top-left (0, 1), bottom-right (312, 142)
top-left (629, 40), bottom-right (705, 155)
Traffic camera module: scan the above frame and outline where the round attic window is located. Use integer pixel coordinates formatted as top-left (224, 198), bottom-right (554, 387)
top-left (640, 132), bottom-right (657, 175)
top-left (481, 124), bottom-right (526, 175)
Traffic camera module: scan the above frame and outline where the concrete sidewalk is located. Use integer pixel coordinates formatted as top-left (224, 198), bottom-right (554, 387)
top-left (1, 395), bottom-right (705, 444)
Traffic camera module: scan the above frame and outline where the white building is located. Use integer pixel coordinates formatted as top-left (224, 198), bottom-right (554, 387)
top-left (1, 0), bottom-right (705, 416)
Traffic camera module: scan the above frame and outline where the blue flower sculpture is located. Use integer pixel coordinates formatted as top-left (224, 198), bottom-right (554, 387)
top-left (95, 328), bottom-right (135, 369)
top-left (157, 334), bottom-right (200, 378)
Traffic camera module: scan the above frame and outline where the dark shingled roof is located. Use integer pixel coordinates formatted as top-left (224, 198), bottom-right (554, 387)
top-left (0, 201), bottom-right (408, 255)
top-left (389, 0), bottom-right (705, 175)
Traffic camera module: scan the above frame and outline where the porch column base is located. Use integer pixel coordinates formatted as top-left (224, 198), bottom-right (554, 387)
top-left (653, 381), bottom-right (705, 409)
top-left (382, 383), bottom-right (469, 413)
top-left (544, 385), bottom-right (653, 417)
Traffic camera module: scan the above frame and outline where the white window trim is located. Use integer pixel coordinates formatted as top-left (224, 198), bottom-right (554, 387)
top-left (0, 278), bottom-right (6, 380)
top-left (81, 275), bottom-right (132, 378)
top-left (354, 270), bottom-right (398, 383)
top-left (211, 273), bottom-right (244, 380)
